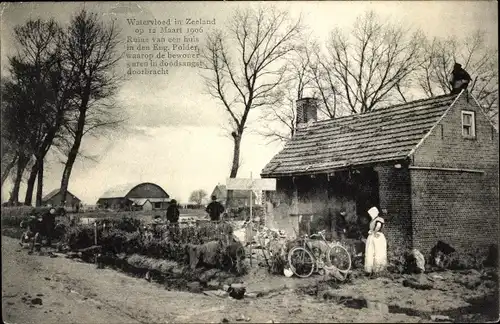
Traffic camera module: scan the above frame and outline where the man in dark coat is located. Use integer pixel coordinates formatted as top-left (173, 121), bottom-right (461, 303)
top-left (40, 208), bottom-right (57, 247)
top-left (206, 195), bottom-right (225, 221)
top-left (166, 199), bottom-right (180, 224)
top-left (450, 63), bottom-right (472, 94)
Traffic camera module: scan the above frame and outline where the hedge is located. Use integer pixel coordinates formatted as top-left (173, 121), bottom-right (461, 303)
top-left (60, 219), bottom-right (246, 274)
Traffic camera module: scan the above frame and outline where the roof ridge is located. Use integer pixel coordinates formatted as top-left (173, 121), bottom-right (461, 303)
top-left (42, 188), bottom-right (79, 201)
top-left (311, 93), bottom-right (457, 125)
top-left (407, 89), bottom-right (465, 157)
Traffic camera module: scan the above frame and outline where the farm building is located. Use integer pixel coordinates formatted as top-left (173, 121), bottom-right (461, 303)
top-left (261, 91), bottom-right (499, 256)
top-left (42, 188), bottom-right (82, 211)
top-left (211, 184), bottom-right (258, 208)
top-left (96, 182), bottom-right (170, 211)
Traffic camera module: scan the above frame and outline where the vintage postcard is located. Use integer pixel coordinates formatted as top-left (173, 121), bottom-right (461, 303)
top-left (1, 1), bottom-right (498, 323)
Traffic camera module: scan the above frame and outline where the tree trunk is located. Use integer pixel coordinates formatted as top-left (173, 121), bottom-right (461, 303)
top-left (9, 153), bottom-right (28, 205)
top-left (229, 132), bottom-right (242, 178)
top-left (1, 154), bottom-right (18, 188)
top-left (25, 125), bottom-right (59, 205)
top-left (227, 133), bottom-right (242, 209)
top-left (36, 158), bottom-right (44, 207)
top-left (59, 109), bottom-right (87, 206)
top-left (24, 159), bottom-right (38, 206)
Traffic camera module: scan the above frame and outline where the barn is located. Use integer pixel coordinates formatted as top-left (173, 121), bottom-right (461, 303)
top-left (261, 91), bottom-right (498, 256)
top-left (42, 189), bottom-right (82, 211)
top-left (96, 182), bottom-right (170, 211)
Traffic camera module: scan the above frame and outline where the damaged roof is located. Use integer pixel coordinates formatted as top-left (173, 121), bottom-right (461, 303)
top-left (261, 93), bottom-right (460, 177)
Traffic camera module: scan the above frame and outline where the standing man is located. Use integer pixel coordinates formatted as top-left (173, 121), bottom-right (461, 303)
top-left (41, 208), bottom-right (57, 247)
top-left (206, 195), bottom-right (225, 221)
top-left (166, 199), bottom-right (180, 224)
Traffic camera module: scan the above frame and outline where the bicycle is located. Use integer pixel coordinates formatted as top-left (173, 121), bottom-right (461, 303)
top-left (287, 229), bottom-right (352, 278)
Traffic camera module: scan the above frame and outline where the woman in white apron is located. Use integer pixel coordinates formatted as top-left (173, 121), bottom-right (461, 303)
top-left (364, 206), bottom-right (387, 274)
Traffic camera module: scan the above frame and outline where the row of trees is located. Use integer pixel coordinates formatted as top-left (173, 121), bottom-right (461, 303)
top-left (201, 9), bottom-right (498, 181)
top-left (1, 9), bottom-right (123, 206)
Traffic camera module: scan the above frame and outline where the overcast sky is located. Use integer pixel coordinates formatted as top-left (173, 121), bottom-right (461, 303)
top-left (1, 1), bottom-right (497, 204)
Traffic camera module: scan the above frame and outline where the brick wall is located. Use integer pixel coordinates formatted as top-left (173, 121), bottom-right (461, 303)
top-left (375, 165), bottom-right (413, 251)
top-left (411, 92), bottom-right (499, 254)
top-left (410, 170), bottom-right (498, 254)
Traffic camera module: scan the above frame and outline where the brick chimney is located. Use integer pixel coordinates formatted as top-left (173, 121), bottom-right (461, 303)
top-left (296, 98), bottom-right (319, 129)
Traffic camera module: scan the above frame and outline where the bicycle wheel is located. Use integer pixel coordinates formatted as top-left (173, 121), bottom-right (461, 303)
top-left (288, 247), bottom-right (315, 278)
top-left (328, 244), bottom-right (352, 272)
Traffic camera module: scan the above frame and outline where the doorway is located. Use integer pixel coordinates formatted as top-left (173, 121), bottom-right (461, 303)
top-left (352, 167), bottom-right (380, 238)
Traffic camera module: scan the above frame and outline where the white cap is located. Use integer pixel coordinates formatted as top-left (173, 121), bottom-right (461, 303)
top-left (49, 208), bottom-right (56, 215)
top-left (367, 206), bottom-right (379, 219)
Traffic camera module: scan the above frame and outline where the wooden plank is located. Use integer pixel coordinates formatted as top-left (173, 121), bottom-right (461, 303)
top-left (226, 178), bottom-right (276, 191)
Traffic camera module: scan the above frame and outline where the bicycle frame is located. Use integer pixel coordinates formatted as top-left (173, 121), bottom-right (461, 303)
top-left (293, 229), bottom-right (351, 273)
top-left (294, 230), bottom-right (330, 273)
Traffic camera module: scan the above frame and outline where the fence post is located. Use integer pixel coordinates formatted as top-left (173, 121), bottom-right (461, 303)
top-left (94, 221), bottom-right (98, 264)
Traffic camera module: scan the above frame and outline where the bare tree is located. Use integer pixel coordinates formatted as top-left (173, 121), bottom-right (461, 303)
top-left (0, 78), bottom-right (19, 189)
top-left (200, 6), bottom-right (302, 178)
top-left (1, 73), bottom-right (32, 204)
top-left (258, 37), bottom-right (315, 143)
top-left (58, 9), bottom-right (123, 206)
top-left (308, 41), bottom-right (344, 118)
top-left (258, 87), bottom-right (297, 144)
top-left (189, 189), bottom-right (208, 206)
top-left (5, 19), bottom-right (78, 206)
top-left (323, 11), bottom-right (424, 114)
top-left (417, 30), bottom-right (498, 112)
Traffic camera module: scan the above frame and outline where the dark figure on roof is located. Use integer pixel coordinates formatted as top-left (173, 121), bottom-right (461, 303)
top-left (206, 195), bottom-right (225, 221)
top-left (449, 63), bottom-right (472, 94)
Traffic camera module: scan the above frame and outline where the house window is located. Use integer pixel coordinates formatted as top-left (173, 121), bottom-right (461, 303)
top-left (461, 111), bottom-right (476, 138)
top-left (154, 202), bottom-right (161, 209)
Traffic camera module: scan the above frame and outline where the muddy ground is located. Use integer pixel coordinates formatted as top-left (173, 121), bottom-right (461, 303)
top-left (2, 235), bottom-right (498, 323)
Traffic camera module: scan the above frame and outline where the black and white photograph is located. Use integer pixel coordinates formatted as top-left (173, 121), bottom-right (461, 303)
top-left (1, 1), bottom-right (498, 323)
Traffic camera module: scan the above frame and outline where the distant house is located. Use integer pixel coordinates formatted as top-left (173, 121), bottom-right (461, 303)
top-left (42, 189), bottom-right (81, 211)
top-left (96, 182), bottom-right (170, 211)
top-left (211, 184), bottom-right (258, 208)
top-left (130, 198), bottom-right (153, 211)
top-left (261, 92), bottom-right (498, 255)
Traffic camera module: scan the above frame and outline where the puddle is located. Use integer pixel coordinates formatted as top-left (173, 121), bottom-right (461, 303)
top-left (337, 297), bottom-right (367, 309)
top-left (388, 295), bottom-right (499, 322)
top-left (330, 292), bottom-right (498, 322)
top-left (388, 305), bottom-right (431, 318)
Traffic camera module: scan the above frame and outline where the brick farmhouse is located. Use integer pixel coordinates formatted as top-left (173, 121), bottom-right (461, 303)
top-left (261, 90), bottom-right (499, 255)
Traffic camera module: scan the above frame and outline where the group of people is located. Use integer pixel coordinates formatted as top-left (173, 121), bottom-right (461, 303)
top-left (156, 195), bottom-right (225, 226)
top-left (19, 198), bottom-right (387, 274)
top-left (20, 208), bottom-right (57, 253)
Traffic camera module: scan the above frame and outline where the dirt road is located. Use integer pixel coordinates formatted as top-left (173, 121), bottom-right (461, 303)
top-left (2, 235), bottom-right (425, 323)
